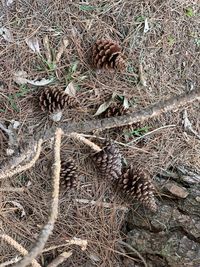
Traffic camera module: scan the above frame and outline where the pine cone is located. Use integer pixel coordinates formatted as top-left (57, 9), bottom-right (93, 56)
top-left (119, 166), bottom-right (157, 212)
top-left (102, 102), bottom-right (128, 118)
top-left (60, 159), bottom-right (78, 190)
top-left (93, 141), bottom-right (122, 180)
top-left (92, 39), bottom-right (125, 70)
top-left (39, 87), bottom-right (79, 113)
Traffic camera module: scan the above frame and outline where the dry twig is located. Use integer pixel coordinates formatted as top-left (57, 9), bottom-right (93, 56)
top-left (47, 251), bottom-right (73, 267)
top-left (0, 234), bottom-right (41, 267)
top-left (0, 139), bottom-right (43, 180)
top-left (13, 128), bottom-right (63, 267)
top-left (68, 132), bottom-right (102, 152)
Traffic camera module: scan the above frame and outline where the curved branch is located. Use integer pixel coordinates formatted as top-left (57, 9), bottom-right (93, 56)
top-left (13, 128), bottom-right (63, 267)
top-left (43, 89), bottom-right (200, 140)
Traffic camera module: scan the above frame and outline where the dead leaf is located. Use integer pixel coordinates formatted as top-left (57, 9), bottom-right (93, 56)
top-left (49, 110), bottom-right (63, 122)
top-left (144, 18), bottom-right (150, 33)
top-left (65, 82), bottom-right (76, 97)
top-left (123, 97), bottom-right (129, 109)
top-left (7, 201), bottom-right (26, 218)
top-left (25, 37), bottom-right (40, 54)
top-left (94, 100), bottom-right (112, 116)
top-left (94, 93), bottom-right (116, 116)
top-left (27, 77), bottom-right (54, 86)
top-left (43, 35), bottom-right (52, 63)
top-left (183, 110), bottom-right (200, 140)
top-left (0, 27), bottom-right (14, 42)
top-left (13, 71), bottom-right (28, 85)
top-left (13, 71), bottom-right (54, 86)
top-left (55, 37), bottom-right (69, 63)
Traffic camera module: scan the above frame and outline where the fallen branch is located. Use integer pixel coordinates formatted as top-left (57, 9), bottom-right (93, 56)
top-left (0, 139), bottom-right (43, 180)
top-left (42, 89), bottom-right (200, 140)
top-left (13, 128), bottom-right (63, 267)
top-left (0, 234), bottom-right (41, 267)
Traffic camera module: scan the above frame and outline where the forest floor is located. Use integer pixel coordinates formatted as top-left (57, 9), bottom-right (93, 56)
top-left (0, 0), bottom-right (199, 266)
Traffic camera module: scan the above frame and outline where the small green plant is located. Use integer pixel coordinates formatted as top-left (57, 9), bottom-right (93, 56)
top-left (65, 61), bottom-right (79, 83)
top-left (40, 55), bottom-right (56, 71)
top-left (167, 36), bottom-right (175, 46)
top-left (135, 15), bottom-right (145, 22)
top-left (8, 85), bottom-right (30, 111)
top-left (79, 5), bottom-right (96, 11)
top-left (126, 126), bottom-right (150, 137)
top-left (185, 7), bottom-right (194, 17)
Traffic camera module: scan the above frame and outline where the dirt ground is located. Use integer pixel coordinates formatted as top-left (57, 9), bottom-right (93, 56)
top-left (0, 0), bottom-right (199, 266)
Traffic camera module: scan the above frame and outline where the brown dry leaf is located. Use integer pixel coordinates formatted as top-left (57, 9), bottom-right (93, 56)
top-left (64, 82), bottom-right (76, 97)
top-left (55, 37), bottom-right (69, 63)
top-left (94, 92), bottom-right (116, 116)
top-left (25, 37), bottom-right (41, 54)
top-left (0, 27), bottom-right (14, 42)
top-left (43, 35), bottom-right (52, 63)
top-left (13, 71), bottom-right (54, 86)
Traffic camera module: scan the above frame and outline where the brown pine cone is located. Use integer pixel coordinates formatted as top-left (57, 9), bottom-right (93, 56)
top-left (118, 166), bottom-right (157, 212)
top-left (39, 87), bottom-right (79, 113)
top-left (102, 102), bottom-right (128, 118)
top-left (93, 141), bottom-right (122, 180)
top-left (92, 39), bottom-right (126, 70)
top-left (60, 159), bottom-right (78, 190)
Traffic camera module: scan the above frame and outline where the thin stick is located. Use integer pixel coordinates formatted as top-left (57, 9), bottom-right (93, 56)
top-left (14, 128), bottom-right (63, 267)
top-left (118, 240), bottom-right (148, 267)
top-left (47, 251), bottom-right (72, 267)
top-left (43, 89), bottom-right (200, 140)
top-left (0, 139), bottom-right (43, 180)
top-left (0, 187), bottom-right (24, 192)
top-left (80, 134), bottom-right (158, 155)
top-left (0, 257), bottom-right (22, 267)
top-left (0, 234), bottom-right (41, 267)
top-left (127, 124), bottom-right (176, 144)
top-left (68, 132), bottom-right (101, 152)
top-left (75, 198), bottom-right (129, 212)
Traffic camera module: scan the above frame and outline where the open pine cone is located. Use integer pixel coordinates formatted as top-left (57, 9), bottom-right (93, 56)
top-left (60, 159), bottom-right (78, 190)
top-left (118, 166), bottom-right (157, 212)
top-left (102, 102), bottom-right (128, 118)
top-left (92, 39), bottom-right (125, 70)
top-left (93, 141), bottom-right (122, 180)
top-left (39, 87), bottom-right (79, 113)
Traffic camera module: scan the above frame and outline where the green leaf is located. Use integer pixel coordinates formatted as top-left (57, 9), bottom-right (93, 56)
top-left (79, 5), bottom-right (95, 11)
top-left (185, 7), bottom-right (194, 17)
top-left (0, 108), bottom-right (5, 113)
top-left (71, 61), bottom-right (79, 73)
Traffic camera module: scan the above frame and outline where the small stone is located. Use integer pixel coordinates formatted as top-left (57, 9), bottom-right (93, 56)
top-left (195, 196), bottom-right (200, 202)
top-left (165, 183), bottom-right (189, 198)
